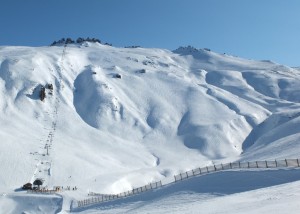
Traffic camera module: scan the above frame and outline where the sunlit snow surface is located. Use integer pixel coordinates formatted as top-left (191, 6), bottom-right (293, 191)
top-left (0, 43), bottom-right (300, 213)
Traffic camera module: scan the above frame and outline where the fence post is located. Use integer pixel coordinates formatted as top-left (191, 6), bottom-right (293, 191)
top-left (265, 160), bottom-right (268, 168)
top-left (297, 159), bottom-right (300, 167)
top-left (256, 161), bottom-right (258, 168)
top-left (275, 159), bottom-right (277, 167)
top-left (285, 159), bottom-right (288, 167)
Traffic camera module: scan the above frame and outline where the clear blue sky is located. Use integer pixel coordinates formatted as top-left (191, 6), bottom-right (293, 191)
top-left (1, 0), bottom-right (299, 66)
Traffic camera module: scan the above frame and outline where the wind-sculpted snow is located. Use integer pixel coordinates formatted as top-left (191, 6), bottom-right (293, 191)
top-left (0, 43), bottom-right (300, 212)
top-left (242, 70), bottom-right (300, 102)
top-left (74, 68), bottom-right (112, 129)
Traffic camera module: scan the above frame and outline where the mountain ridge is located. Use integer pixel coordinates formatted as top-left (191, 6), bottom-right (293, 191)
top-left (0, 43), bottom-right (299, 196)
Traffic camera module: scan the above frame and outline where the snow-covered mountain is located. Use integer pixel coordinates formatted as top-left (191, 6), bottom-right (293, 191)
top-left (0, 43), bottom-right (300, 213)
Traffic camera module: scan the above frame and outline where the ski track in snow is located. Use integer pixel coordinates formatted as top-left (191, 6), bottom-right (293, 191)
top-left (31, 45), bottom-right (66, 189)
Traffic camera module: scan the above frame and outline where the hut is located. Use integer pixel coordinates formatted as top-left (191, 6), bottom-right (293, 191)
top-left (22, 182), bottom-right (32, 190)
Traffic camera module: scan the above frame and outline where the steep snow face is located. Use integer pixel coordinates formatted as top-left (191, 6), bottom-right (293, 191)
top-left (0, 44), bottom-right (300, 195)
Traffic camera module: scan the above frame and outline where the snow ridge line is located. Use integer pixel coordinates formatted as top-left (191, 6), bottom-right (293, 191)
top-left (70, 158), bottom-right (300, 211)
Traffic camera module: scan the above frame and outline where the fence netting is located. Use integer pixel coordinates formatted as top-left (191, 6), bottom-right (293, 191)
top-left (173, 159), bottom-right (300, 182)
top-left (73, 158), bottom-right (299, 210)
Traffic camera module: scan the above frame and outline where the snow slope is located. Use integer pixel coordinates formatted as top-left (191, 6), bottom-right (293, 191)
top-left (77, 168), bottom-right (300, 214)
top-left (0, 43), bottom-right (300, 213)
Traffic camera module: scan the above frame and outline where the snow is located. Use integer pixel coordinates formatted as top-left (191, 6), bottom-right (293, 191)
top-left (0, 43), bottom-right (299, 213)
top-left (0, 193), bottom-right (62, 214)
top-left (76, 168), bottom-right (300, 214)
